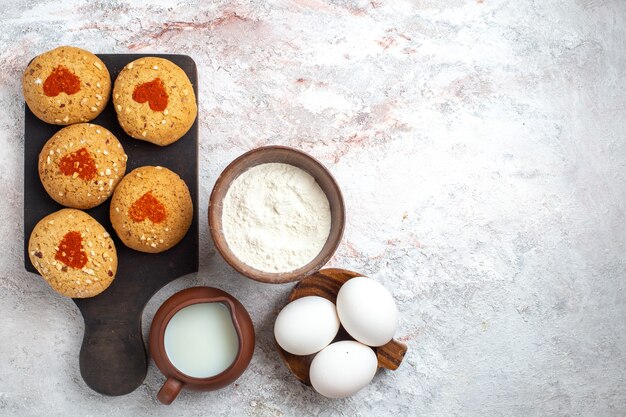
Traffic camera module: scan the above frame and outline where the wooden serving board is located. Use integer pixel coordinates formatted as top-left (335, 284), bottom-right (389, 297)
top-left (23, 54), bottom-right (199, 396)
top-left (276, 268), bottom-right (408, 385)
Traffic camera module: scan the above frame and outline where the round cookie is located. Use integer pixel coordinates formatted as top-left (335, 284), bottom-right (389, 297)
top-left (23, 46), bottom-right (111, 125)
top-left (112, 57), bottom-right (197, 146)
top-left (28, 209), bottom-right (117, 298)
top-left (38, 123), bottom-right (128, 209)
top-left (110, 166), bottom-right (193, 253)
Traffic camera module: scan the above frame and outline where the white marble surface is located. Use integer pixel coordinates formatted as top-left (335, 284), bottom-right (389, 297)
top-left (1, 0), bottom-right (625, 416)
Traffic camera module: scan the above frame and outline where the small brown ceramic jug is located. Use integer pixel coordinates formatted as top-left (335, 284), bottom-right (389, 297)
top-left (149, 287), bottom-right (255, 404)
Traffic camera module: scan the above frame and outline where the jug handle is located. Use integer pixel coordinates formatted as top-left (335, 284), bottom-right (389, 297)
top-left (157, 377), bottom-right (184, 405)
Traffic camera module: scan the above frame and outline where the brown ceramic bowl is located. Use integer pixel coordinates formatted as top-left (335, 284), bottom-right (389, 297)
top-left (208, 146), bottom-right (345, 284)
top-left (148, 287), bottom-right (255, 405)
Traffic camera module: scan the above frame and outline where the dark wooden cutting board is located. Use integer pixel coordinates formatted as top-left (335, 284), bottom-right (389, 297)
top-left (23, 54), bottom-right (199, 396)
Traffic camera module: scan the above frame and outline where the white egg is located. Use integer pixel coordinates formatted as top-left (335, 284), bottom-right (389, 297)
top-left (309, 341), bottom-right (378, 398)
top-left (274, 296), bottom-right (340, 356)
top-left (336, 277), bottom-right (398, 346)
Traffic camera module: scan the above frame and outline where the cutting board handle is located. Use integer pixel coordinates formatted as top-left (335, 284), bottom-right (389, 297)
top-left (78, 315), bottom-right (147, 396)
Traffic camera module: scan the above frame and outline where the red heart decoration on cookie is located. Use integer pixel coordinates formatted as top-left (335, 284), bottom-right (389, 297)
top-left (129, 191), bottom-right (167, 224)
top-left (55, 231), bottom-right (88, 269)
top-left (59, 147), bottom-right (97, 180)
top-left (43, 65), bottom-right (81, 97)
top-left (132, 78), bottom-right (168, 112)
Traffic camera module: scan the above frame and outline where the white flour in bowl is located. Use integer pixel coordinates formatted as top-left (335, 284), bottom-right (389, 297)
top-left (221, 163), bottom-right (331, 273)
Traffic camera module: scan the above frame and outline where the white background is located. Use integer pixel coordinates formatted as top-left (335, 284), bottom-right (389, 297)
top-left (0, 0), bottom-right (625, 416)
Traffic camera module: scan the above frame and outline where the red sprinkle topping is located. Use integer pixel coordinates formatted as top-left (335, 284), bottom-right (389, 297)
top-left (55, 231), bottom-right (88, 269)
top-left (129, 191), bottom-right (167, 223)
top-left (132, 78), bottom-right (168, 112)
top-left (59, 147), bottom-right (97, 180)
top-left (43, 65), bottom-right (81, 97)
